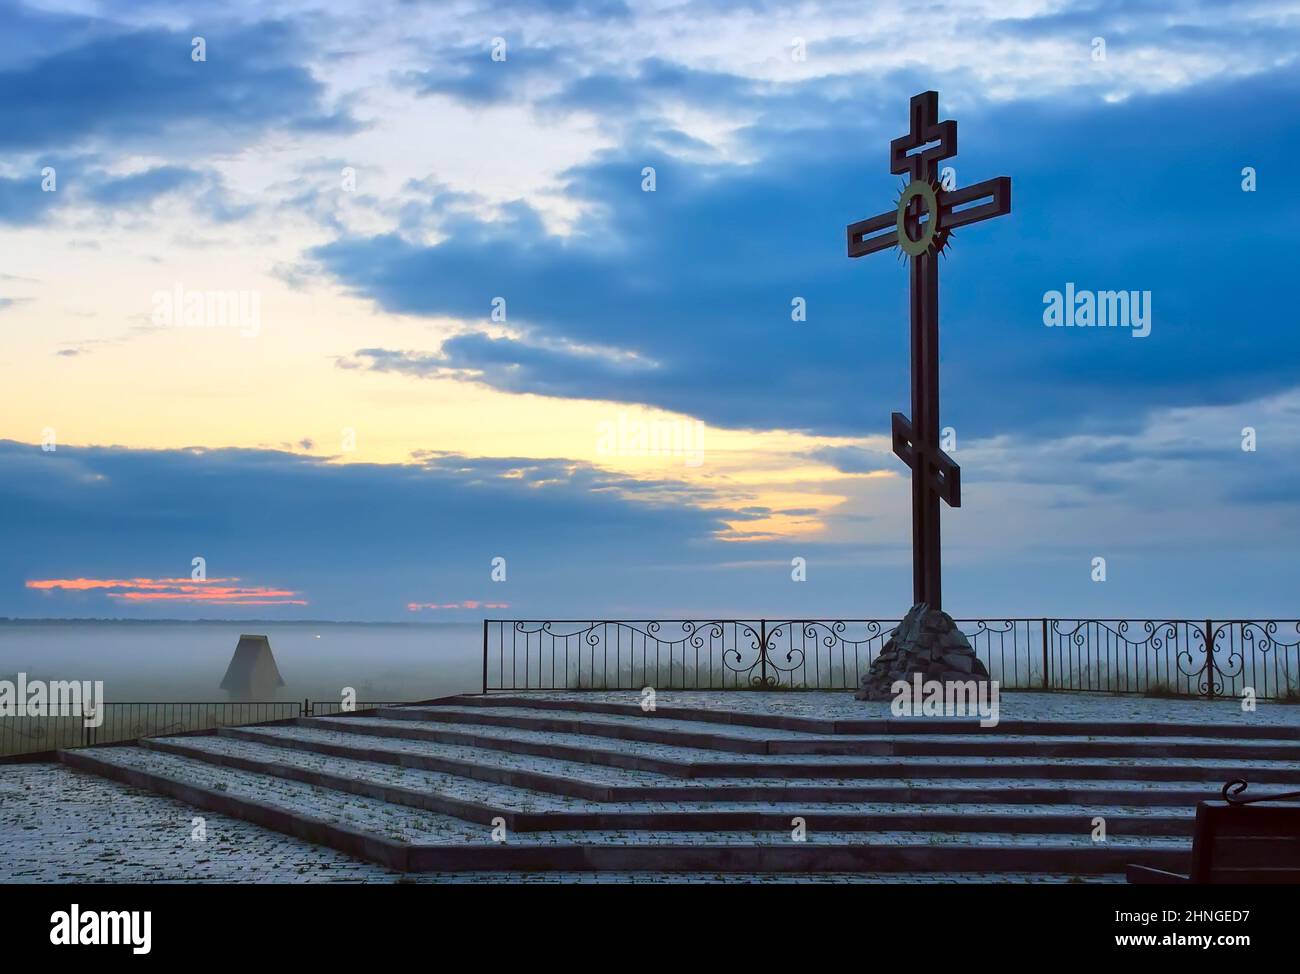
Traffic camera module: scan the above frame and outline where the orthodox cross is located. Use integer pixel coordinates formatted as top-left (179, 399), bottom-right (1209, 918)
top-left (846, 91), bottom-right (1011, 611)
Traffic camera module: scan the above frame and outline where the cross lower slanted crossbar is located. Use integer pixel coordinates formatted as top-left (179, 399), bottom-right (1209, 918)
top-left (892, 411), bottom-right (960, 508)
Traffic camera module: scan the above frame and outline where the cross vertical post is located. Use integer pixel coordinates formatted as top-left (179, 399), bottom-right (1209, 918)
top-left (845, 90), bottom-right (1011, 611)
top-left (910, 243), bottom-right (942, 608)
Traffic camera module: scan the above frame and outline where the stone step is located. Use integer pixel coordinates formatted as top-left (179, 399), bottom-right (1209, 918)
top-left (144, 733), bottom-right (1195, 836)
top-left (309, 715), bottom-right (1300, 783)
top-left (377, 871), bottom-right (1127, 884)
top-left (384, 704), bottom-right (1300, 760)
top-left (229, 724), bottom-right (1238, 808)
top-left (452, 693), bottom-right (1300, 741)
top-left (53, 686), bottom-right (1299, 880)
top-left (57, 746), bottom-right (1191, 874)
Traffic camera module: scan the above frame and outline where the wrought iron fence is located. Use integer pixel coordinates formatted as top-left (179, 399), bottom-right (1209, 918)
top-left (0, 699), bottom-right (405, 759)
top-left (483, 619), bottom-right (1300, 700)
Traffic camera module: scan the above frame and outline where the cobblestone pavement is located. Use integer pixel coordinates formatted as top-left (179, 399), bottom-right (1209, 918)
top-left (1, 762), bottom-right (390, 883)
top-left (11, 690), bottom-right (1265, 884)
top-left (31, 746), bottom-right (1195, 849)
top-left (0, 763), bottom-right (1121, 883)
top-left (397, 703), bottom-right (1300, 742)
top-left (316, 715), bottom-right (1295, 769)
top-left (504, 690), bottom-right (1300, 726)
top-left (155, 734), bottom-right (1202, 816)
top-left (234, 725), bottom-right (1260, 795)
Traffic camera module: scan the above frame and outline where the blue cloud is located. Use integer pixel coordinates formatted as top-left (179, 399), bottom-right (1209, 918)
top-left (0, 160), bottom-right (255, 225)
top-left (313, 68), bottom-right (1300, 443)
top-left (480, 0), bottom-right (631, 15)
top-left (541, 57), bottom-right (761, 116)
top-left (0, 16), bottom-right (355, 153)
top-left (82, 166), bottom-right (206, 207)
top-left (0, 441), bottom-right (744, 619)
top-left (807, 446), bottom-right (893, 475)
top-left (399, 44), bottom-right (565, 106)
top-left (0, 171), bottom-right (59, 225)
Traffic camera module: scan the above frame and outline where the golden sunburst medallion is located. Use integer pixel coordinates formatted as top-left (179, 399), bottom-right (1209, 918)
top-left (895, 178), bottom-right (951, 259)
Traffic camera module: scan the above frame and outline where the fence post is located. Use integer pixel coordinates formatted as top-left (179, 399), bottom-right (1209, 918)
top-left (482, 619), bottom-right (489, 694)
top-left (303, 698), bottom-right (309, 718)
top-left (1041, 618), bottom-right (1050, 689)
top-left (1204, 619), bottom-right (1216, 700)
top-left (759, 619), bottom-right (768, 687)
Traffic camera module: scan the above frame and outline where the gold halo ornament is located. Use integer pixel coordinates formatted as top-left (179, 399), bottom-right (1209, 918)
top-left (895, 179), bottom-right (943, 257)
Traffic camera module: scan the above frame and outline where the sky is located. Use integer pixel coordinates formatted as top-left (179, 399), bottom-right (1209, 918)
top-left (1, 0), bottom-right (1298, 622)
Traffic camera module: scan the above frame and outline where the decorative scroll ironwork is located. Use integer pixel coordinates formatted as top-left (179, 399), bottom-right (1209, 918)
top-left (1043, 619), bottom-right (1300, 700)
top-left (1222, 779), bottom-right (1300, 805)
top-left (1208, 621), bottom-right (1300, 701)
top-left (499, 619), bottom-right (896, 691)
top-left (485, 618), bottom-right (1300, 699)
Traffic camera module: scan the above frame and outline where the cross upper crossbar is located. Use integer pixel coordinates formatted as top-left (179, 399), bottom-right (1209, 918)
top-left (890, 90), bottom-right (956, 183)
top-left (846, 176), bottom-right (1010, 258)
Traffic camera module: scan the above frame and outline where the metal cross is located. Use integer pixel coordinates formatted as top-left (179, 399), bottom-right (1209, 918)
top-left (845, 91), bottom-right (1011, 611)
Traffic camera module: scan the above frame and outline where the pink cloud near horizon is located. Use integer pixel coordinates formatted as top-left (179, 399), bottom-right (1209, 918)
top-left (26, 576), bottom-right (308, 606)
top-left (406, 600), bottom-right (510, 612)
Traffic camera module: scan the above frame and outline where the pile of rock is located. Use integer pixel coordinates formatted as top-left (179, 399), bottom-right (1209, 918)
top-left (854, 603), bottom-right (990, 701)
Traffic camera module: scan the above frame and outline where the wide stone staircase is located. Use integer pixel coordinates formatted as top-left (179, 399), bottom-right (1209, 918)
top-left (58, 693), bottom-right (1300, 877)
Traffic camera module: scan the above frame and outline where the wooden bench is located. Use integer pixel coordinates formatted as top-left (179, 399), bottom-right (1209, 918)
top-left (1128, 779), bottom-right (1300, 884)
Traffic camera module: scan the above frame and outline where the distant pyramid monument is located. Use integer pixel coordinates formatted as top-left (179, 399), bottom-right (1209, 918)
top-left (220, 634), bottom-right (285, 700)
